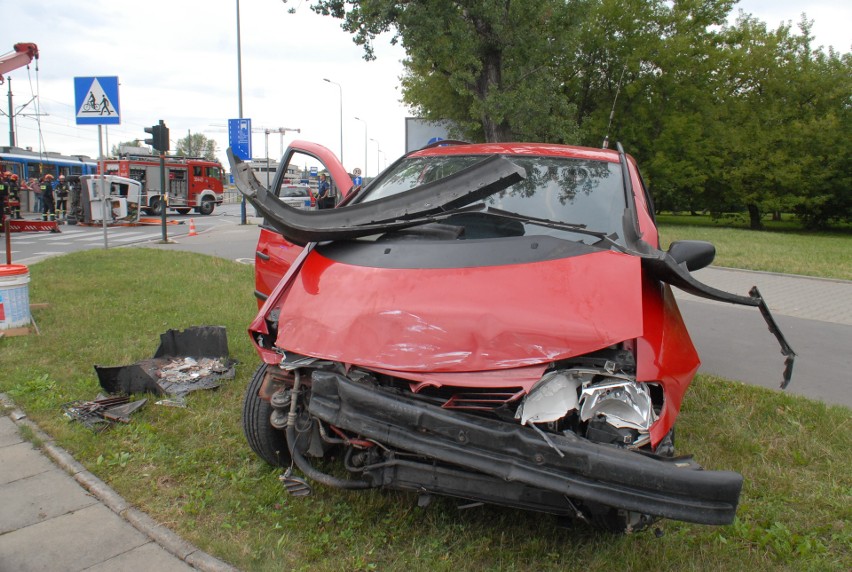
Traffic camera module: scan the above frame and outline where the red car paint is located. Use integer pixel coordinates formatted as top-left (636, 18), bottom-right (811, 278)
top-left (253, 141), bottom-right (354, 305)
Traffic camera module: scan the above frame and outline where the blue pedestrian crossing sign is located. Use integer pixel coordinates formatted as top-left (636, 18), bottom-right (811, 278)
top-left (74, 76), bottom-right (121, 125)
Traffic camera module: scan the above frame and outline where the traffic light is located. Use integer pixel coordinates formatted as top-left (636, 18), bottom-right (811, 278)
top-left (144, 120), bottom-right (170, 153)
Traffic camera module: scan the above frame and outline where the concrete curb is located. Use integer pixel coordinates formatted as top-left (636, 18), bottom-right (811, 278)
top-left (0, 392), bottom-right (239, 572)
top-left (710, 264), bottom-right (852, 285)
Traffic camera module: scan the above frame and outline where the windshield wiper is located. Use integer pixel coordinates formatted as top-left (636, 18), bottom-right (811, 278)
top-left (474, 206), bottom-right (624, 249)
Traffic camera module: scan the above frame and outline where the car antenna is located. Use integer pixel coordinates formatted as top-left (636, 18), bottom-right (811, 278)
top-left (602, 65), bottom-right (627, 149)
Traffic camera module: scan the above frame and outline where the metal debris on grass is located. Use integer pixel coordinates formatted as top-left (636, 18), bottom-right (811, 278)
top-left (155, 396), bottom-right (188, 408)
top-left (62, 395), bottom-right (148, 431)
top-left (155, 356), bottom-right (232, 394)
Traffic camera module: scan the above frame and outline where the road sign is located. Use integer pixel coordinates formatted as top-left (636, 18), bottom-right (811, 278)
top-left (310, 166), bottom-right (318, 177)
top-left (405, 117), bottom-right (451, 152)
top-left (74, 76), bottom-right (121, 125)
top-left (228, 118), bottom-right (252, 160)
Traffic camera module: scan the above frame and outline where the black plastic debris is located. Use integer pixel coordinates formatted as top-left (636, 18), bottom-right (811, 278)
top-left (62, 396), bottom-right (148, 431)
top-left (95, 326), bottom-right (236, 396)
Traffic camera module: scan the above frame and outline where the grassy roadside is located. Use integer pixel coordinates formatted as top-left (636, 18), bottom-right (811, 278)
top-left (1, 249), bottom-right (850, 571)
top-left (657, 215), bottom-right (852, 280)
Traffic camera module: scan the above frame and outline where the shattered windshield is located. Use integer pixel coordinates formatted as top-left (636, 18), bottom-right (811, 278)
top-left (360, 155), bottom-right (627, 243)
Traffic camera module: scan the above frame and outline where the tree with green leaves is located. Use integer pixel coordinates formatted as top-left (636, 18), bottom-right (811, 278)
top-left (307, 0), bottom-right (587, 143)
top-left (562, 0), bottom-right (736, 214)
top-left (305, 0), bottom-right (849, 229)
top-left (559, 1), bottom-right (849, 229)
top-left (709, 16), bottom-right (850, 228)
top-left (174, 133), bottom-right (218, 160)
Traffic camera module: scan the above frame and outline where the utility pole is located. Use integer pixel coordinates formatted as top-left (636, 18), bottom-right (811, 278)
top-left (7, 77), bottom-right (15, 146)
top-left (5, 76), bottom-right (47, 148)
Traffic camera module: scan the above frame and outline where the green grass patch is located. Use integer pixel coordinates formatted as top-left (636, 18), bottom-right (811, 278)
top-left (1, 249), bottom-right (849, 571)
top-left (657, 214), bottom-right (852, 280)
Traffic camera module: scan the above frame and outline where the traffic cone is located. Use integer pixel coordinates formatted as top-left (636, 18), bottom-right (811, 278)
top-left (188, 218), bottom-right (198, 237)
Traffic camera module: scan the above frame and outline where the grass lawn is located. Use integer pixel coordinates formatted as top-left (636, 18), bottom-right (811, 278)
top-left (1, 249), bottom-right (849, 571)
top-left (657, 214), bottom-right (852, 280)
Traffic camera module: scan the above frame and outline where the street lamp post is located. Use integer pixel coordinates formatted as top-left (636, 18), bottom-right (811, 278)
top-left (236, 0), bottom-right (246, 224)
top-left (264, 129), bottom-right (272, 188)
top-left (323, 78), bottom-right (343, 166)
top-left (370, 137), bottom-right (381, 175)
top-left (354, 116), bottom-right (367, 178)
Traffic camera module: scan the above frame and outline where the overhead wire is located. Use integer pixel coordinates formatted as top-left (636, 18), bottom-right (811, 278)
top-left (24, 57), bottom-right (48, 161)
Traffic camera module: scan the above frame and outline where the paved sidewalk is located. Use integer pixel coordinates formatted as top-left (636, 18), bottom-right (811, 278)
top-left (679, 266), bottom-right (852, 326)
top-left (0, 396), bottom-right (236, 572)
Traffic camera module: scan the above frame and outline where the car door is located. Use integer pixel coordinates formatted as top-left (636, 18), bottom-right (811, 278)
top-left (253, 140), bottom-right (353, 305)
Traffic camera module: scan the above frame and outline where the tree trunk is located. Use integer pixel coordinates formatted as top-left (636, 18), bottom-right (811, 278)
top-left (747, 203), bottom-right (764, 230)
top-left (477, 47), bottom-right (512, 142)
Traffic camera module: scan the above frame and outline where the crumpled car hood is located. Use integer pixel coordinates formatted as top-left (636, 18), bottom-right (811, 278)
top-left (270, 248), bottom-right (644, 373)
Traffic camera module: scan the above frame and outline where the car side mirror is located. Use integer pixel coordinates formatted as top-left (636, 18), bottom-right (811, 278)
top-left (667, 240), bottom-right (715, 272)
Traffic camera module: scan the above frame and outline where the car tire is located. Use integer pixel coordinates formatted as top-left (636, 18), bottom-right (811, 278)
top-left (198, 197), bottom-right (215, 216)
top-left (176, 208), bottom-right (191, 215)
top-left (242, 363), bottom-right (290, 467)
top-left (150, 199), bottom-right (164, 216)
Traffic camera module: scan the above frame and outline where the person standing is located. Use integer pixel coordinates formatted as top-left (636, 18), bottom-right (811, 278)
top-left (40, 174), bottom-right (56, 222)
top-left (29, 176), bottom-right (43, 213)
top-left (0, 172), bottom-right (8, 227)
top-left (54, 175), bottom-right (70, 221)
top-left (7, 173), bottom-right (22, 219)
top-left (317, 173), bottom-right (334, 209)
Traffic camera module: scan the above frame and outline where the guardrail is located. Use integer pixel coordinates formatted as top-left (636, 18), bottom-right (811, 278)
top-left (221, 188), bottom-right (242, 204)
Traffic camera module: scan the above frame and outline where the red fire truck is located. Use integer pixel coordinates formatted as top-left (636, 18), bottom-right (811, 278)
top-left (101, 154), bottom-right (225, 215)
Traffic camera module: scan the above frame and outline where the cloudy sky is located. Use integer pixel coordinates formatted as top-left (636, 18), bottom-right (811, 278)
top-left (3, 0), bottom-right (849, 175)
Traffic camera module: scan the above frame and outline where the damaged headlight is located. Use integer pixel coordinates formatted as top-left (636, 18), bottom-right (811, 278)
top-left (515, 370), bottom-right (582, 425)
top-left (515, 368), bottom-right (657, 449)
top-left (579, 378), bottom-right (656, 448)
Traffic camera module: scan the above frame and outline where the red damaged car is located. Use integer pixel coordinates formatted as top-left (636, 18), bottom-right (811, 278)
top-left (228, 140), bottom-right (794, 532)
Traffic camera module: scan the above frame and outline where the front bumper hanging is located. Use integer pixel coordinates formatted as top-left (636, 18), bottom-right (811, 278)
top-left (307, 371), bottom-right (743, 526)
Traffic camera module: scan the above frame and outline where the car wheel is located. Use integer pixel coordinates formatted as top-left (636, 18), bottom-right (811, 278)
top-left (176, 208), bottom-right (191, 215)
top-left (242, 363), bottom-right (290, 467)
top-left (198, 197), bottom-right (215, 216)
top-left (150, 198), bottom-right (164, 216)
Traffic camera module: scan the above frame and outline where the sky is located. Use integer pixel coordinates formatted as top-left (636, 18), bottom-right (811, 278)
top-left (2, 0), bottom-right (850, 176)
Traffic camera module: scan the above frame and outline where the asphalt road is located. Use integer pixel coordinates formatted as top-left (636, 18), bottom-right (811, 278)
top-left (677, 299), bottom-right (851, 408)
top-left (3, 203), bottom-right (252, 266)
top-left (6, 206), bottom-right (849, 409)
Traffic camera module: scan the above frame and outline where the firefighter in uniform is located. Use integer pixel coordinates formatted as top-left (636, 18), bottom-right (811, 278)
top-left (8, 173), bottom-right (23, 220)
top-left (0, 172), bottom-right (8, 228)
top-left (40, 174), bottom-right (56, 222)
top-left (55, 175), bottom-right (70, 222)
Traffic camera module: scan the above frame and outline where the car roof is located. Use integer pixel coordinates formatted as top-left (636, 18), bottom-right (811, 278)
top-left (408, 142), bottom-right (621, 163)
